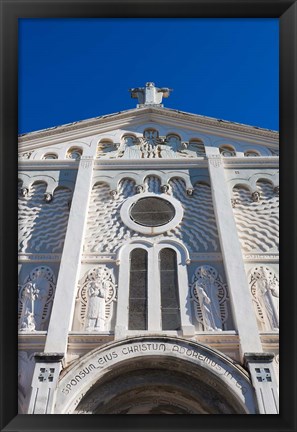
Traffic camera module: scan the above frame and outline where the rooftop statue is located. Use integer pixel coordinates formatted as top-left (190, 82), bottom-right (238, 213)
top-left (129, 82), bottom-right (173, 107)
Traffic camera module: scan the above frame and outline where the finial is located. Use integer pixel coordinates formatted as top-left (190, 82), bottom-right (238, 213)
top-left (129, 82), bottom-right (173, 107)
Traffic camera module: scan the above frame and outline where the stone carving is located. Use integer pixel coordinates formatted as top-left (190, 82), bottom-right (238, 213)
top-left (44, 192), bottom-right (53, 202)
top-left (249, 266), bottom-right (279, 331)
top-left (97, 131), bottom-right (205, 159)
top-left (251, 191), bottom-right (260, 202)
top-left (20, 187), bottom-right (29, 197)
top-left (38, 368), bottom-right (55, 382)
top-left (83, 178), bottom-right (220, 253)
top-left (18, 183), bottom-right (72, 253)
top-left (231, 198), bottom-right (239, 208)
top-left (161, 184), bottom-right (170, 194)
top-left (190, 265), bottom-right (228, 331)
top-left (186, 188), bottom-right (194, 196)
top-left (18, 151), bottom-right (33, 160)
top-left (232, 181), bottom-right (279, 253)
top-left (121, 135), bottom-right (142, 159)
top-left (18, 266), bottom-right (56, 331)
top-left (208, 155), bottom-right (222, 168)
top-left (274, 186), bottom-right (279, 195)
top-left (76, 266), bottom-right (117, 332)
top-left (255, 367), bottom-right (272, 382)
top-left (129, 81), bottom-right (172, 106)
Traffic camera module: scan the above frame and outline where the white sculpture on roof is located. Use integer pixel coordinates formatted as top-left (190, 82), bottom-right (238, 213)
top-left (129, 82), bottom-right (172, 107)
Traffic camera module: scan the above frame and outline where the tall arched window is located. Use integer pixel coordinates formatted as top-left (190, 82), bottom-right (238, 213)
top-left (160, 248), bottom-right (180, 330)
top-left (116, 241), bottom-right (194, 338)
top-left (128, 248), bottom-right (148, 330)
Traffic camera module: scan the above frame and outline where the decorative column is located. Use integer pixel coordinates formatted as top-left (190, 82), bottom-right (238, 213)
top-left (207, 154), bottom-right (262, 357)
top-left (244, 353), bottom-right (279, 414)
top-left (27, 156), bottom-right (94, 413)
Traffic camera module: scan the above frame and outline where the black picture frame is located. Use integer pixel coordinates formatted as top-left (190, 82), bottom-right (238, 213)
top-left (1, 1), bottom-right (296, 431)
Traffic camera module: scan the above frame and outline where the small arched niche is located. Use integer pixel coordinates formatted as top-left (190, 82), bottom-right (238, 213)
top-left (219, 145), bottom-right (236, 157)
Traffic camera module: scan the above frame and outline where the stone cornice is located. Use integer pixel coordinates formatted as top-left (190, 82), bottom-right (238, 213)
top-left (223, 157), bottom-right (279, 169)
top-left (18, 106), bottom-right (279, 148)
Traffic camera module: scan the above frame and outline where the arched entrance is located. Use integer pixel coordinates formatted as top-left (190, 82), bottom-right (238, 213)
top-left (55, 336), bottom-right (257, 414)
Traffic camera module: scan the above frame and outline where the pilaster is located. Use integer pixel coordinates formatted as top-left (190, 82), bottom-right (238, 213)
top-left (44, 156), bottom-right (94, 354)
top-left (28, 353), bottom-right (63, 414)
top-left (207, 154), bottom-right (262, 358)
top-left (244, 353), bottom-right (279, 414)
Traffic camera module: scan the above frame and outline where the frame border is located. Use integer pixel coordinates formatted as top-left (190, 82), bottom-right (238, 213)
top-left (1, 1), bottom-right (296, 431)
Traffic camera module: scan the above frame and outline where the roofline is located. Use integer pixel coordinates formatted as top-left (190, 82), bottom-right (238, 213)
top-left (18, 106), bottom-right (279, 143)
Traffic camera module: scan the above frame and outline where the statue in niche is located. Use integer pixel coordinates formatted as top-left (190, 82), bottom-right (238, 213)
top-left (251, 266), bottom-right (279, 331)
top-left (85, 267), bottom-right (110, 331)
top-left (75, 266), bottom-right (117, 332)
top-left (19, 268), bottom-right (52, 331)
top-left (190, 265), bottom-right (228, 331)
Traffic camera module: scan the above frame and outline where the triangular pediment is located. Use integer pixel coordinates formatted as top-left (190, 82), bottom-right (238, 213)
top-left (18, 106), bottom-right (278, 158)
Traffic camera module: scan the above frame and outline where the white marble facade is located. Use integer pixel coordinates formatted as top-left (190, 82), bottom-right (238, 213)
top-left (18, 84), bottom-right (279, 414)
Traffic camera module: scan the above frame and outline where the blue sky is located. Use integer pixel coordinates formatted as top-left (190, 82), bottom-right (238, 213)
top-left (18, 18), bottom-right (279, 134)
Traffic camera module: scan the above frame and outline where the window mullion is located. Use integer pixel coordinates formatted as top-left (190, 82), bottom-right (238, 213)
top-left (147, 246), bottom-right (161, 331)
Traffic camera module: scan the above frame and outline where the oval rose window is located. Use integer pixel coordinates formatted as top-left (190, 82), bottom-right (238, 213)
top-left (130, 197), bottom-right (175, 227)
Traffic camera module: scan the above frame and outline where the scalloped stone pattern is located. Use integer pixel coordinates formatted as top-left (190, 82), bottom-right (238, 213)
top-left (18, 182), bottom-right (72, 253)
top-left (232, 181), bottom-right (279, 253)
top-left (83, 177), bottom-right (220, 253)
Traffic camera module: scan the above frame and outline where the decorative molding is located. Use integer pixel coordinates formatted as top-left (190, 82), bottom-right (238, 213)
top-left (189, 253), bottom-right (222, 262)
top-left (243, 254), bottom-right (278, 262)
top-left (18, 107), bottom-right (278, 148)
top-left (18, 253), bottom-right (62, 262)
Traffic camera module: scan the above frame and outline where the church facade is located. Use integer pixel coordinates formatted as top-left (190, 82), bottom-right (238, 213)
top-left (18, 83), bottom-right (279, 414)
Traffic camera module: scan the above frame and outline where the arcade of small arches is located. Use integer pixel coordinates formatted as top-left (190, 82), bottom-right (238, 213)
top-left (18, 127), bottom-right (277, 161)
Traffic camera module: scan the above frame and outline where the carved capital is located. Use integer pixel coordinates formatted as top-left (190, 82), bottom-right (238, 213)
top-left (244, 352), bottom-right (275, 367)
top-left (34, 352), bottom-right (64, 363)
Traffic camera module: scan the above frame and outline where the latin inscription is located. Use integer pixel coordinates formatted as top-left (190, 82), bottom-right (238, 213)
top-left (61, 342), bottom-right (247, 396)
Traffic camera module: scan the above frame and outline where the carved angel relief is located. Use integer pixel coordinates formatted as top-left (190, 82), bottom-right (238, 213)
top-left (18, 266), bottom-right (56, 332)
top-left (190, 265), bottom-right (228, 331)
top-left (96, 130), bottom-right (205, 159)
top-left (76, 266), bottom-right (117, 332)
top-left (249, 266), bottom-right (279, 331)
